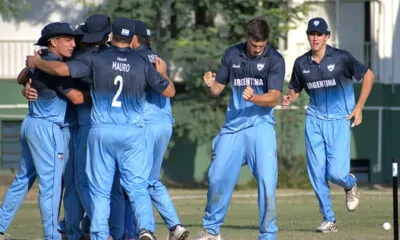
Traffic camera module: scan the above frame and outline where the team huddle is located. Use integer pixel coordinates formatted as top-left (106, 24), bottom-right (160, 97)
top-left (0, 13), bottom-right (374, 240)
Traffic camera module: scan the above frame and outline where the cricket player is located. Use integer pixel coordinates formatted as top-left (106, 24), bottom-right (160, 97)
top-left (282, 17), bottom-right (374, 232)
top-left (26, 17), bottom-right (176, 240)
top-left (21, 15), bottom-right (125, 239)
top-left (73, 14), bottom-right (126, 240)
top-left (0, 22), bottom-right (85, 240)
top-left (192, 17), bottom-right (285, 240)
top-left (122, 19), bottom-right (189, 240)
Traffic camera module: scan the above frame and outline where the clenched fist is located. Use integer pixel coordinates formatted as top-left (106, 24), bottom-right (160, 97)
top-left (281, 95), bottom-right (293, 107)
top-left (203, 71), bottom-right (216, 88)
top-left (242, 85), bottom-right (255, 101)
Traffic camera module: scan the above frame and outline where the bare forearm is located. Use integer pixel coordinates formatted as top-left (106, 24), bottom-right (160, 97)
top-left (35, 60), bottom-right (70, 77)
top-left (17, 67), bottom-right (29, 85)
top-left (207, 82), bottom-right (225, 97)
top-left (160, 72), bottom-right (176, 97)
top-left (356, 69), bottom-right (375, 109)
top-left (251, 91), bottom-right (281, 107)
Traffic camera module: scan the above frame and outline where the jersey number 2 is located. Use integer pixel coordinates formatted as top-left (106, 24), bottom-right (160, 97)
top-left (112, 75), bottom-right (123, 107)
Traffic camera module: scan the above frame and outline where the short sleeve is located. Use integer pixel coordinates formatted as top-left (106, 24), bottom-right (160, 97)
top-left (215, 50), bottom-right (230, 85)
top-left (345, 51), bottom-right (368, 81)
top-left (266, 54), bottom-right (285, 91)
top-left (145, 62), bottom-right (169, 94)
top-left (67, 51), bottom-right (92, 81)
top-left (288, 60), bottom-right (303, 92)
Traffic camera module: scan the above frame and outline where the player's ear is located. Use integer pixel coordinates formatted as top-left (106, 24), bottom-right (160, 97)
top-left (128, 35), bottom-right (135, 49)
top-left (325, 32), bottom-right (331, 41)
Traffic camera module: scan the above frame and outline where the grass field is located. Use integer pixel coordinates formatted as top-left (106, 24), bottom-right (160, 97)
top-left (0, 188), bottom-right (395, 240)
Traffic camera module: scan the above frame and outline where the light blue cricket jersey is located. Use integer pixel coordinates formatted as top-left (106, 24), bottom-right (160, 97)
top-left (215, 43), bottom-right (285, 134)
top-left (289, 45), bottom-right (368, 120)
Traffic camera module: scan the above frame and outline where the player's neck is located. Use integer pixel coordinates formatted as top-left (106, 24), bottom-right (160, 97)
top-left (111, 40), bottom-right (130, 49)
top-left (311, 45), bottom-right (327, 64)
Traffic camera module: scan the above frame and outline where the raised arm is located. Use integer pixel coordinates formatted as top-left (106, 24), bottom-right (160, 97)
top-left (27, 54), bottom-right (71, 77)
top-left (203, 71), bottom-right (226, 97)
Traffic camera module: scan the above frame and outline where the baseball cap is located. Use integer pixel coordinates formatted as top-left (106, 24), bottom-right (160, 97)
top-left (306, 17), bottom-right (330, 34)
top-left (78, 14), bottom-right (111, 43)
top-left (132, 20), bottom-right (151, 37)
top-left (112, 17), bottom-right (135, 39)
top-left (35, 22), bottom-right (82, 46)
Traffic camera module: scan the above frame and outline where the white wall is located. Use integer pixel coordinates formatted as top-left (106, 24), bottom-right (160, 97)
top-left (0, 0), bottom-right (101, 78)
top-left (284, 0), bottom-right (400, 84)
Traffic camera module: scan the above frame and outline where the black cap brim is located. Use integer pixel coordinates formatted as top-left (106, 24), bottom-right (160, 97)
top-left (81, 30), bottom-right (111, 43)
top-left (35, 33), bottom-right (82, 47)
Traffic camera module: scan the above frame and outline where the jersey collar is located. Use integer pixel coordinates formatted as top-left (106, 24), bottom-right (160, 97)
top-left (307, 44), bottom-right (334, 64)
top-left (110, 45), bottom-right (133, 52)
top-left (45, 49), bottom-right (64, 61)
top-left (135, 44), bottom-right (152, 52)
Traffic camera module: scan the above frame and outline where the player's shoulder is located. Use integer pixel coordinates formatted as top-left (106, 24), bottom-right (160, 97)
top-left (136, 47), bottom-right (159, 63)
top-left (224, 43), bottom-right (244, 55)
top-left (266, 46), bottom-right (284, 62)
top-left (325, 45), bottom-right (356, 64)
top-left (294, 51), bottom-right (311, 66)
top-left (41, 49), bottom-right (62, 62)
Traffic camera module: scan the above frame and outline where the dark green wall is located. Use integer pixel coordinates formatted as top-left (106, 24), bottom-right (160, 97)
top-left (0, 80), bottom-right (399, 184)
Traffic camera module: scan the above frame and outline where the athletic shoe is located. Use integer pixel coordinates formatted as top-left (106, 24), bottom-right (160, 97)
top-left (189, 230), bottom-right (221, 240)
top-left (138, 229), bottom-right (156, 240)
top-left (315, 221), bottom-right (338, 233)
top-left (168, 225), bottom-right (189, 240)
top-left (345, 173), bottom-right (360, 211)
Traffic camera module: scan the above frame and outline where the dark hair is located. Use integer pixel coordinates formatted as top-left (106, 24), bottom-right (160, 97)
top-left (82, 37), bottom-right (109, 47)
top-left (244, 17), bottom-right (270, 41)
top-left (137, 35), bottom-right (151, 46)
top-left (113, 34), bottom-right (131, 44)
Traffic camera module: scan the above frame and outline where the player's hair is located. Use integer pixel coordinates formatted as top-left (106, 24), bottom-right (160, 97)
top-left (113, 35), bottom-right (132, 44)
top-left (82, 37), bottom-right (109, 47)
top-left (244, 16), bottom-right (270, 41)
top-left (137, 35), bottom-right (151, 46)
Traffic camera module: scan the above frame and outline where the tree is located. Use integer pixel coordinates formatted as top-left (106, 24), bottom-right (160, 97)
top-left (88, 0), bottom-right (309, 144)
top-left (0, 0), bottom-right (30, 19)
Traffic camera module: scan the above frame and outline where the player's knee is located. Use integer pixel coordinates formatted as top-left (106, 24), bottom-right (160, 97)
top-left (327, 170), bottom-right (347, 186)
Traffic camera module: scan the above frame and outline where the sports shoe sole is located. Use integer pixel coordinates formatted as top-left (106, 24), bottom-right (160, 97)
top-left (177, 230), bottom-right (190, 240)
top-left (139, 237), bottom-right (154, 240)
top-left (316, 229), bottom-right (338, 233)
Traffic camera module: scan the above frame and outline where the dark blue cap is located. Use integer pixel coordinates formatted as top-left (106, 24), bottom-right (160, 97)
top-left (112, 17), bottom-right (135, 39)
top-left (306, 17), bottom-right (330, 34)
top-left (132, 20), bottom-right (151, 37)
top-left (35, 22), bottom-right (82, 46)
top-left (78, 14), bottom-right (111, 43)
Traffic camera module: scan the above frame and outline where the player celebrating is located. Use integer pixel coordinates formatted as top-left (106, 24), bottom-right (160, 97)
top-left (282, 17), bottom-right (374, 233)
top-left (26, 17), bottom-right (175, 240)
top-left (192, 16), bottom-right (285, 240)
top-left (0, 22), bottom-right (84, 240)
top-left (123, 19), bottom-right (189, 240)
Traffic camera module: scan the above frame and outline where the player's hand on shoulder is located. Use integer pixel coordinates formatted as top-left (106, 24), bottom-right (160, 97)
top-left (203, 71), bottom-right (216, 88)
top-left (26, 51), bottom-right (41, 69)
top-left (242, 85), bottom-right (255, 101)
top-left (154, 57), bottom-right (167, 74)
